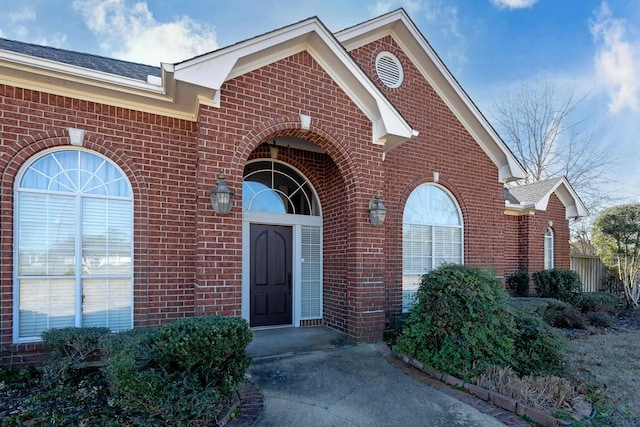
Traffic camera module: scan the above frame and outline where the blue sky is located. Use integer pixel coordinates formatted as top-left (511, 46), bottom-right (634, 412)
top-left (1, 0), bottom-right (639, 204)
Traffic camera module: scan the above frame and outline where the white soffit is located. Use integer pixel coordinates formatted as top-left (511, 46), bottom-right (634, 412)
top-left (336, 9), bottom-right (526, 182)
top-left (172, 17), bottom-right (417, 150)
top-left (539, 177), bottom-right (588, 219)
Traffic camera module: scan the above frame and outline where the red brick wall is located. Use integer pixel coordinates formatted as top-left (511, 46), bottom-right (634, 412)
top-left (1, 34), bottom-right (575, 364)
top-left (192, 50), bottom-right (390, 341)
top-left (503, 194), bottom-right (571, 294)
top-left (0, 84), bottom-right (199, 366)
top-left (521, 194), bottom-right (571, 273)
top-left (348, 36), bottom-right (508, 326)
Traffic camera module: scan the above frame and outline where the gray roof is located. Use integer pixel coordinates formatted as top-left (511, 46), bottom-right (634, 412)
top-left (504, 177), bottom-right (562, 205)
top-left (0, 38), bottom-right (160, 81)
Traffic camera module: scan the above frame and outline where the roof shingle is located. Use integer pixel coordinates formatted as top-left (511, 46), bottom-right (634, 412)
top-left (0, 38), bottom-right (160, 81)
top-left (504, 177), bottom-right (562, 204)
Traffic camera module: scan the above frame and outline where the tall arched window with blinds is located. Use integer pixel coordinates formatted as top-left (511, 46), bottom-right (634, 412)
top-left (402, 184), bottom-right (463, 312)
top-left (14, 149), bottom-right (133, 342)
top-left (544, 228), bottom-right (554, 270)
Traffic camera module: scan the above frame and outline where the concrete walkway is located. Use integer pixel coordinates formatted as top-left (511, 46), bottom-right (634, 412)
top-left (246, 327), bottom-right (508, 427)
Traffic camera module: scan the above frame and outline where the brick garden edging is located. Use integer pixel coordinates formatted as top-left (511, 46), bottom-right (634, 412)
top-left (218, 380), bottom-right (264, 427)
top-left (392, 347), bottom-right (572, 427)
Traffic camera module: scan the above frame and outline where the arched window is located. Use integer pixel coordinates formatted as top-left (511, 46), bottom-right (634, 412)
top-left (544, 228), bottom-right (554, 269)
top-left (14, 149), bottom-right (133, 342)
top-left (402, 184), bottom-right (463, 311)
top-left (242, 160), bottom-right (320, 215)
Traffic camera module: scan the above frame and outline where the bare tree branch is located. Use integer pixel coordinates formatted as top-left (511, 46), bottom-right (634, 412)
top-left (492, 76), bottom-right (622, 247)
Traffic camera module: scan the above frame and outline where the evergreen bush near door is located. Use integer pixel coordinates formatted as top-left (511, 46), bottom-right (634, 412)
top-left (106, 316), bottom-right (253, 426)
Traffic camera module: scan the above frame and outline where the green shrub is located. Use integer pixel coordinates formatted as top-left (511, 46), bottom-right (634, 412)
top-left (106, 349), bottom-right (225, 426)
top-left (506, 270), bottom-right (530, 297)
top-left (541, 303), bottom-right (587, 329)
top-left (511, 298), bottom-right (588, 329)
top-left (105, 316), bottom-right (253, 426)
top-left (533, 269), bottom-right (583, 304)
top-left (512, 312), bottom-right (564, 375)
top-left (41, 327), bottom-right (110, 386)
top-left (587, 310), bottom-right (615, 327)
top-left (98, 327), bottom-right (155, 360)
top-left (148, 316), bottom-right (253, 395)
top-left (576, 292), bottom-right (620, 315)
top-left (395, 264), bottom-right (516, 377)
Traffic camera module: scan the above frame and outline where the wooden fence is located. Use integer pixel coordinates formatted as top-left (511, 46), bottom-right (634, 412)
top-left (570, 255), bottom-right (608, 292)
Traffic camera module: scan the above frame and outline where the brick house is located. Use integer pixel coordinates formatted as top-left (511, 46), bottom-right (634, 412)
top-left (0, 9), bottom-right (586, 366)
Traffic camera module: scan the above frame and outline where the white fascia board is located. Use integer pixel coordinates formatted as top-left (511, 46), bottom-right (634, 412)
top-left (519, 177), bottom-right (587, 219)
top-left (504, 202), bottom-right (535, 216)
top-left (0, 49), bottom-right (165, 95)
top-left (173, 17), bottom-right (415, 149)
top-left (174, 19), bottom-right (321, 89)
top-left (337, 10), bottom-right (526, 181)
top-left (505, 178), bottom-right (587, 219)
top-left (304, 34), bottom-right (416, 147)
top-left (547, 177), bottom-right (589, 219)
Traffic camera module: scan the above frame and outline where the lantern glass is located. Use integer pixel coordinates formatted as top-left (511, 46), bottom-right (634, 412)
top-left (210, 174), bottom-right (234, 214)
top-left (369, 194), bottom-right (387, 226)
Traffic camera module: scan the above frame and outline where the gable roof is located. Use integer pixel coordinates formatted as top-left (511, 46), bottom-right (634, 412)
top-left (0, 17), bottom-right (417, 150)
top-left (336, 9), bottom-right (526, 183)
top-left (167, 16), bottom-right (418, 150)
top-left (0, 9), bottom-right (528, 183)
top-left (504, 176), bottom-right (588, 219)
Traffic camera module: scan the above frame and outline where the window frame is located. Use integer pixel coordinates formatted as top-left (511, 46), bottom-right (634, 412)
top-left (402, 184), bottom-right (464, 312)
top-left (13, 148), bottom-right (134, 343)
top-left (544, 227), bottom-right (554, 270)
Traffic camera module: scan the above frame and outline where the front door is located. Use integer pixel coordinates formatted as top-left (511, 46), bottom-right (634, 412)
top-left (250, 224), bottom-right (293, 327)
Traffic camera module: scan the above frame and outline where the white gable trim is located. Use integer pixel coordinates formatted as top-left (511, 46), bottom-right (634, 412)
top-left (337, 9), bottom-right (526, 183)
top-left (504, 177), bottom-right (588, 219)
top-left (171, 18), bottom-right (417, 150)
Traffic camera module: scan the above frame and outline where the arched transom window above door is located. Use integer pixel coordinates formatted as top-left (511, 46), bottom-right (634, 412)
top-left (243, 161), bottom-right (320, 216)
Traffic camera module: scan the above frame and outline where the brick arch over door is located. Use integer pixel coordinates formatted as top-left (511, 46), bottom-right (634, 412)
top-left (231, 114), bottom-right (362, 200)
top-left (236, 117), bottom-right (367, 333)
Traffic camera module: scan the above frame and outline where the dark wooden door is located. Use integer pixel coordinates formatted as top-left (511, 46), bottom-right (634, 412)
top-left (250, 224), bottom-right (292, 327)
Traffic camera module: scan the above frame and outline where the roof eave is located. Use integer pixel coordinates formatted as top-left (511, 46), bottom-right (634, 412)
top-left (337, 9), bottom-right (526, 182)
top-left (173, 17), bottom-right (417, 150)
top-left (0, 48), bottom-right (209, 121)
top-left (510, 177), bottom-right (588, 219)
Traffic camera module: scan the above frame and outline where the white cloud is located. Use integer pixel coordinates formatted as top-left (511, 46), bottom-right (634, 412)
top-left (490, 0), bottom-right (538, 10)
top-left (4, 6), bottom-right (36, 38)
top-left (72, 0), bottom-right (218, 65)
top-left (589, 2), bottom-right (640, 113)
top-left (8, 7), bottom-right (36, 24)
top-left (371, 0), bottom-right (422, 15)
top-left (370, 1), bottom-right (466, 67)
top-left (34, 34), bottom-right (68, 49)
top-left (423, 1), bottom-right (466, 67)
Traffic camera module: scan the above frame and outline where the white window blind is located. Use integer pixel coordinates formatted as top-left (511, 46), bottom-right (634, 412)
top-left (544, 228), bottom-right (554, 269)
top-left (301, 226), bottom-right (322, 319)
top-left (15, 150), bottom-right (133, 342)
top-left (402, 185), bottom-right (463, 312)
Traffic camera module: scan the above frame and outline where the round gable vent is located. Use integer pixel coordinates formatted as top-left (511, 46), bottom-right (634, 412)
top-left (375, 51), bottom-right (403, 89)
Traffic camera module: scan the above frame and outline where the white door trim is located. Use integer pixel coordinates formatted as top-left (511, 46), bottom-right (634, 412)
top-left (242, 212), bottom-right (322, 327)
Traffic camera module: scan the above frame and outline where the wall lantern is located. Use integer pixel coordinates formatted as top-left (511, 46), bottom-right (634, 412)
top-left (209, 173), bottom-right (234, 214)
top-left (369, 193), bottom-right (387, 226)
